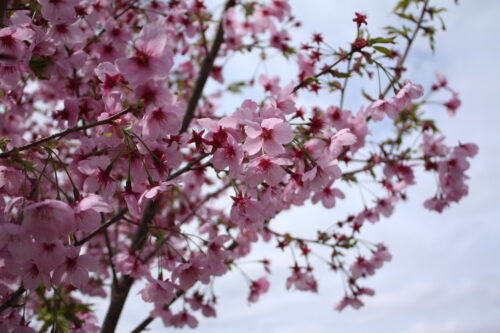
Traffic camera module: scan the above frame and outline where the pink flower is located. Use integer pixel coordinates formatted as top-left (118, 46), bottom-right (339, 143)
top-left (172, 256), bottom-right (210, 290)
top-left (297, 53), bottom-right (315, 78)
top-left (139, 277), bottom-right (176, 305)
top-left (367, 98), bottom-right (399, 120)
top-left (286, 268), bottom-right (318, 293)
top-left (245, 156), bottom-right (289, 187)
top-left (370, 244), bottom-right (392, 269)
top-left (142, 104), bottom-right (181, 139)
top-left (244, 118), bottom-right (294, 156)
top-left (269, 28), bottom-right (290, 51)
top-left (211, 135), bottom-right (244, 177)
top-left (205, 235), bottom-right (230, 276)
top-left (150, 303), bottom-right (172, 326)
top-left (95, 62), bottom-right (127, 95)
top-left (17, 260), bottom-right (52, 291)
top-left (269, 83), bottom-right (296, 115)
top-left (0, 166), bottom-right (22, 195)
top-left (393, 81), bottom-right (424, 110)
top-left (116, 23), bottom-right (173, 86)
top-left (52, 247), bottom-right (99, 289)
top-left (137, 181), bottom-right (175, 210)
top-left (444, 92), bottom-right (461, 117)
top-left (350, 257), bottom-right (375, 279)
top-left (114, 251), bottom-right (148, 278)
top-left (230, 194), bottom-right (265, 229)
top-left (328, 129), bottom-right (357, 157)
top-left (420, 133), bottom-right (449, 157)
top-left (326, 106), bottom-right (351, 130)
top-left (77, 156), bottom-right (117, 197)
top-left (48, 21), bottom-right (84, 47)
top-left (248, 277), bottom-right (270, 303)
top-left (374, 197), bottom-right (395, 218)
top-left (312, 185), bottom-right (345, 208)
top-left (75, 195), bottom-right (113, 233)
top-left (133, 79), bottom-right (172, 107)
top-left (38, 0), bottom-right (78, 23)
top-left (30, 240), bottom-right (66, 273)
top-left (424, 196), bottom-right (448, 212)
top-left (334, 296), bottom-right (364, 311)
top-left (170, 309), bottom-right (198, 329)
top-left (259, 75), bottom-right (281, 94)
top-left (23, 200), bottom-right (76, 241)
top-left (0, 27), bottom-right (34, 61)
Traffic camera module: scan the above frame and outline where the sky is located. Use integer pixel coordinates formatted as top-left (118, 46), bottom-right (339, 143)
top-left (100, 1), bottom-right (500, 332)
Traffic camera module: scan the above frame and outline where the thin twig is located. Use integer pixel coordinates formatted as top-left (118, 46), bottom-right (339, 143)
top-left (114, 0), bottom-right (140, 19)
top-left (142, 183), bottom-right (231, 264)
top-left (74, 209), bottom-right (127, 247)
top-left (0, 109), bottom-right (131, 159)
top-left (381, 0), bottom-right (429, 97)
top-left (166, 154), bottom-right (208, 181)
top-left (291, 52), bottom-right (352, 94)
top-left (180, 0), bottom-right (236, 133)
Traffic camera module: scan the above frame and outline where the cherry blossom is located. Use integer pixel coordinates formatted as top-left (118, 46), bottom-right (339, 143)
top-left (244, 118), bottom-right (295, 156)
top-left (0, 0), bottom-right (477, 331)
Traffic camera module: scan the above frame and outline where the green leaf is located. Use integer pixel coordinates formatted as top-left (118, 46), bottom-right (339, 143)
top-left (393, 0), bottom-right (411, 12)
top-left (331, 71), bottom-right (351, 78)
top-left (369, 37), bottom-right (396, 45)
top-left (29, 55), bottom-right (53, 80)
top-left (373, 46), bottom-right (393, 56)
top-left (227, 81), bottom-right (246, 94)
top-left (282, 46), bottom-right (296, 60)
top-left (0, 137), bottom-right (11, 151)
top-left (303, 76), bottom-right (319, 85)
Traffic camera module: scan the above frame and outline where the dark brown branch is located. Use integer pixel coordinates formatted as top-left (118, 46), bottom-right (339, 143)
top-left (180, 0), bottom-right (236, 133)
top-left (166, 153), bottom-right (208, 181)
top-left (74, 209), bottom-right (127, 247)
top-left (0, 108), bottom-right (131, 159)
top-left (0, 285), bottom-right (24, 314)
top-left (0, 0), bottom-right (8, 27)
top-left (104, 228), bottom-right (119, 286)
top-left (114, 0), bottom-right (140, 19)
top-left (130, 317), bottom-right (154, 333)
top-left (100, 200), bottom-right (158, 333)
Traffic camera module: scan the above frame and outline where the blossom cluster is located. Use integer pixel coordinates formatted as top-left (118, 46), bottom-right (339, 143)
top-left (0, 0), bottom-right (477, 331)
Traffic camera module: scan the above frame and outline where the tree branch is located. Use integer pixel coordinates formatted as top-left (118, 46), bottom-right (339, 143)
top-left (130, 317), bottom-right (154, 333)
top-left (74, 209), bottom-right (127, 247)
top-left (291, 52), bottom-right (352, 94)
top-left (0, 0), bottom-right (7, 27)
top-left (99, 200), bottom-right (158, 333)
top-left (0, 285), bottom-right (24, 314)
top-left (100, 2), bottom-right (236, 330)
top-left (180, 0), bottom-right (236, 133)
top-left (166, 153), bottom-right (208, 181)
top-left (0, 108), bottom-right (131, 159)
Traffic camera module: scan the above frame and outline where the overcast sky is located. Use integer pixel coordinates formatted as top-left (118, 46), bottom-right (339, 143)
top-left (103, 1), bottom-right (500, 332)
